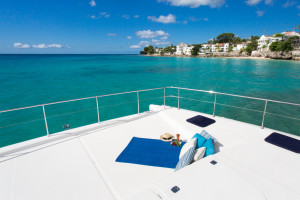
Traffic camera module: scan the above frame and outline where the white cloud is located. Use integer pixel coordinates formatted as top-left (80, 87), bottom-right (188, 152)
top-left (151, 39), bottom-right (170, 45)
top-left (203, 18), bottom-right (209, 21)
top-left (256, 10), bottom-right (265, 16)
top-left (130, 45), bottom-right (141, 49)
top-left (14, 43), bottom-right (64, 49)
top-left (134, 15), bottom-right (140, 18)
top-left (127, 36), bottom-right (132, 39)
top-left (98, 12), bottom-right (110, 18)
top-left (246, 0), bottom-right (262, 6)
top-left (14, 43), bottom-right (30, 48)
top-left (246, 0), bottom-right (273, 6)
top-left (89, 0), bottom-right (96, 7)
top-left (130, 39), bottom-right (171, 49)
top-left (161, 36), bottom-right (168, 39)
top-left (148, 14), bottom-right (177, 24)
top-left (91, 15), bottom-right (96, 19)
top-left (283, 0), bottom-right (297, 8)
top-left (48, 44), bottom-right (62, 48)
top-left (130, 41), bottom-right (151, 48)
top-left (136, 30), bottom-right (169, 38)
top-left (298, 5), bottom-right (300, 9)
top-left (183, 20), bottom-right (188, 24)
top-left (158, 0), bottom-right (225, 8)
top-left (32, 44), bottom-right (63, 48)
top-left (107, 33), bottom-right (117, 36)
top-left (122, 15), bottom-right (130, 19)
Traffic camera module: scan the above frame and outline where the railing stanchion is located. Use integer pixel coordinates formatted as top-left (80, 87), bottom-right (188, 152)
top-left (96, 97), bottom-right (100, 123)
top-left (178, 88), bottom-right (180, 110)
top-left (137, 91), bottom-right (140, 114)
top-left (42, 105), bottom-right (49, 137)
top-left (213, 93), bottom-right (217, 117)
top-left (164, 88), bottom-right (166, 108)
top-left (261, 100), bottom-right (268, 129)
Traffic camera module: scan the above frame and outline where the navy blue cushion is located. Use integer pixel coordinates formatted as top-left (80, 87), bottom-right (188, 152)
top-left (192, 133), bottom-right (207, 149)
top-left (202, 138), bottom-right (215, 157)
top-left (186, 115), bottom-right (216, 128)
top-left (265, 132), bottom-right (300, 153)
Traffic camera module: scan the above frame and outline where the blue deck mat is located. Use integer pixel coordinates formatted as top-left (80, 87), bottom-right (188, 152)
top-left (116, 137), bottom-right (185, 169)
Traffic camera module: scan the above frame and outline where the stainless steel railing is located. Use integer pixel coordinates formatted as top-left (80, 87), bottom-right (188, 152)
top-left (0, 86), bottom-right (299, 145)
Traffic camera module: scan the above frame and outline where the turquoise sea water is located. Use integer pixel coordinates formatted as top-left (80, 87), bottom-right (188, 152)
top-left (0, 54), bottom-right (299, 147)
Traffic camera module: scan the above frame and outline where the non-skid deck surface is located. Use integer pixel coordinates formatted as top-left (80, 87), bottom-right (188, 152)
top-left (1, 107), bottom-right (299, 200)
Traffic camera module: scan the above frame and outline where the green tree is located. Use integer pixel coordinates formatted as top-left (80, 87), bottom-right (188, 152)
top-left (269, 37), bottom-right (295, 52)
top-left (140, 51), bottom-right (146, 54)
top-left (251, 36), bottom-right (260, 41)
top-left (232, 37), bottom-right (242, 45)
top-left (245, 37), bottom-right (258, 54)
top-left (191, 44), bottom-right (202, 56)
top-left (144, 46), bottom-right (149, 53)
top-left (273, 33), bottom-right (285, 39)
top-left (216, 33), bottom-right (235, 43)
top-left (241, 38), bottom-right (247, 42)
top-left (146, 45), bottom-right (154, 54)
top-left (269, 41), bottom-right (279, 52)
top-left (228, 45), bottom-right (234, 52)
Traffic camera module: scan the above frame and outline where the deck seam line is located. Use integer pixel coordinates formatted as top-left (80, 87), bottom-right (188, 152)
top-left (78, 137), bottom-right (121, 200)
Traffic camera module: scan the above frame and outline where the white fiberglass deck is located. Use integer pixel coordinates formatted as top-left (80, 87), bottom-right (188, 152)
top-left (0, 106), bottom-right (299, 200)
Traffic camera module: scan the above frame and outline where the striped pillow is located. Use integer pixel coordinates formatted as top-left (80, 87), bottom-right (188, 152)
top-left (199, 130), bottom-right (218, 144)
top-left (175, 142), bottom-right (196, 171)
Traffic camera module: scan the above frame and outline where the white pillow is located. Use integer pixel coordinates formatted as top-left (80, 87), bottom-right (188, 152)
top-left (179, 138), bottom-right (197, 159)
top-left (193, 147), bottom-right (206, 162)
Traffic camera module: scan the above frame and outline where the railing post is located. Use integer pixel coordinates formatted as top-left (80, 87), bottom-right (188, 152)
top-left (42, 105), bottom-right (49, 137)
top-left (261, 100), bottom-right (268, 129)
top-left (164, 88), bottom-right (166, 108)
top-left (213, 93), bottom-right (217, 117)
top-left (178, 88), bottom-right (180, 110)
top-left (137, 91), bottom-right (140, 114)
top-left (96, 97), bottom-right (100, 123)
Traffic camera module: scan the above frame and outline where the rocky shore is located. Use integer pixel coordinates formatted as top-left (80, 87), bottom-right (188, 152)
top-left (146, 50), bottom-right (300, 61)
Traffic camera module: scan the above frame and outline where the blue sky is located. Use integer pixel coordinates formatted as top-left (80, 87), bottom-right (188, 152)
top-left (0, 0), bottom-right (299, 54)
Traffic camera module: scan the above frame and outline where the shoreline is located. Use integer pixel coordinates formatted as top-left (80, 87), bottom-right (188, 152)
top-left (143, 54), bottom-right (299, 61)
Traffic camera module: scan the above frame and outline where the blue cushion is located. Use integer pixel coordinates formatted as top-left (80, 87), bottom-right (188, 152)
top-left (202, 138), bottom-right (215, 157)
top-left (199, 130), bottom-right (218, 144)
top-left (192, 133), bottom-right (207, 149)
top-left (174, 147), bottom-right (195, 171)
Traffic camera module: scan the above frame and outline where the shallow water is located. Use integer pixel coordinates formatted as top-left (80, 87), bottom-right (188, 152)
top-left (0, 54), bottom-right (299, 147)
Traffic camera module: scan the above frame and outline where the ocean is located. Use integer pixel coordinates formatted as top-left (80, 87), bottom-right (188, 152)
top-left (0, 54), bottom-right (299, 147)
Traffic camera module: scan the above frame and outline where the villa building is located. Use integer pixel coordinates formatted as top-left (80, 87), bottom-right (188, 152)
top-left (233, 43), bottom-right (248, 52)
top-left (200, 43), bottom-right (229, 53)
top-left (176, 43), bottom-right (194, 56)
top-left (201, 44), bottom-right (212, 53)
top-left (211, 43), bottom-right (230, 52)
top-left (258, 35), bottom-right (282, 51)
top-left (281, 31), bottom-right (300, 37)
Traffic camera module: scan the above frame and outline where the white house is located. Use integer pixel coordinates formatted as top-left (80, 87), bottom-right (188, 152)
top-left (175, 43), bottom-right (187, 55)
top-left (183, 46), bottom-right (194, 55)
top-left (233, 43), bottom-right (248, 52)
top-left (258, 35), bottom-right (281, 51)
top-left (176, 43), bottom-right (194, 55)
top-left (211, 43), bottom-right (230, 52)
top-left (281, 31), bottom-right (300, 37)
top-left (201, 44), bottom-right (212, 53)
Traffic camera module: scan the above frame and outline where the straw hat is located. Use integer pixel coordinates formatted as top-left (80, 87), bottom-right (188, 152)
top-left (160, 133), bottom-right (174, 142)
